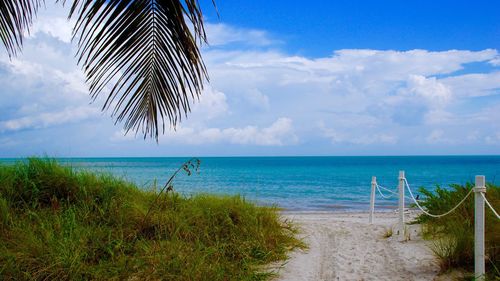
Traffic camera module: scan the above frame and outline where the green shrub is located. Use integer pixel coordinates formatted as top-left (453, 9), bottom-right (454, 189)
top-left (0, 158), bottom-right (303, 280)
top-left (416, 182), bottom-right (500, 279)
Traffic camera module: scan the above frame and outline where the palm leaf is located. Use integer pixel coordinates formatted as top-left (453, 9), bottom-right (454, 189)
top-left (68, 0), bottom-right (210, 140)
top-left (1, 0), bottom-right (211, 140)
top-left (0, 0), bottom-right (43, 57)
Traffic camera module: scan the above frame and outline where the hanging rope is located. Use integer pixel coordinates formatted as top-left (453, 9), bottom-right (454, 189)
top-left (481, 193), bottom-right (500, 219)
top-left (404, 178), bottom-right (474, 218)
top-left (377, 184), bottom-right (398, 195)
top-left (376, 183), bottom-right (396, 199)
top-left (377, 182), bottom-right (413, 201)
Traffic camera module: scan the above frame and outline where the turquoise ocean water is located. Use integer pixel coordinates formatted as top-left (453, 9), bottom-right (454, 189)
top-left (1, 156), bottom-right (499, 211)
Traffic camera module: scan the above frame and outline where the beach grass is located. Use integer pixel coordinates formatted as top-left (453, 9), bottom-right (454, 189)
top-left (382, 227), bottom-right (393, 239)
top-left (416, 182), bottom-right (500, 279)
top-left (0, 158), bottom-right (303, 280)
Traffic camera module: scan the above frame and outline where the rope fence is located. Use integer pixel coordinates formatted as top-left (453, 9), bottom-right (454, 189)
top-left (376, 184), bottom-right (398, 195)
top-left (375, 183), bottom-right (396, 199)
top-left (481, 193), bottom-right (500, 219)
top-left (368, 172), bottom-right (498, 281)
top-left (404, 178), bottom-right (474, 218)
top-left (376, 183), bottom-right (413, 200)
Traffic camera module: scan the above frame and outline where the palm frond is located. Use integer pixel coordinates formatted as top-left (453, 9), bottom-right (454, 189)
top-left (68, 0), bottom-right (210, 140)
top-left (0, 0), bottom-right (43, 57)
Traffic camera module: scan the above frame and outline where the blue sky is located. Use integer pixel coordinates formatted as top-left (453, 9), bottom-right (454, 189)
top-left (0, 1), bottom-right (500, 157)
top-left (202, 0), bottom-right (500, 56)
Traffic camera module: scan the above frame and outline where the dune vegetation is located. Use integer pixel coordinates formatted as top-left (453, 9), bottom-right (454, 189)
top-left (0, 158), bottom-right (303, 280)
top-left (416, 182), bottom-right (500, 279)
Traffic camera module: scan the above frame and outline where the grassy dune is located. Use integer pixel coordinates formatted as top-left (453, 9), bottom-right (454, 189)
top-left (0, 158), bottom-right (302, 280)
top-left (416, 183), bottom-right (500, 279)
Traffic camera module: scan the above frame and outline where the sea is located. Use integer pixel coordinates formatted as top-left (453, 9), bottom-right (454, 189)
top-left (1, 156), bottom-right (499, 212)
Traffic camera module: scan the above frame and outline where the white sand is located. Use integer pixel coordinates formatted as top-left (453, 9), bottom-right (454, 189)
top-left (274, 211), bottom-right (441, 281)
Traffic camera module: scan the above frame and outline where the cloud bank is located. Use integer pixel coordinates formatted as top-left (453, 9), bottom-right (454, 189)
top-left (0, 4), bottom-right (499, 156)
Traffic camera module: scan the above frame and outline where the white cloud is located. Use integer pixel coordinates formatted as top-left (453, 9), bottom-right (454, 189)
top-left (190, 86), bottom-right (229, 120)
top-left (424, 110), bottom-right (455, 125)
top-left (0, 5), bottom-right (102, 136)
top-left (205, 45), bottom-right (500, 144)
top-left (0, 32), bottom-right (98, 134)
top-left (205, 23), bottom-right (277, 47)
top-left (485, 133), bottom-right (500, 145)
top-left (0, 106), bottom-right (99, 132)
top-left (110, 130), bottom-right (138, 142)
top-left (319, 126), bottom-right (347, 144)
top-left (426, 129), bottom-right (446, 144)
top-left (490, 57), bottom-right (500, 66)
top-left (110, 118), bottom-right (297, 146)
top-left (242, 88), bottom-right (270, 110)
top-left (441, 71), bottom-right (500, 98)
top-left (352, 134), bottom-right (398, 145)
top-left (24, 3), bottom-right (75, 43)
top-left (1, 8), bottom-right (500, 156)
top-left (211, 49), bottom-right (497, 81)
top-left (31, 17), bottom-right (74, 43)
top-left (111, 118), bottom-right (297, 146)
top-left (403, 75), bottom-right (451, 104)
top-left (320, 123), bottom-right (397, 145)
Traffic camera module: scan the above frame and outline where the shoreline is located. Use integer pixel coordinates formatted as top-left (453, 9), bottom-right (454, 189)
top-left (279, 207), bottom-right (410, 217)
top-left (281, 208), bottom-right (398, 215)
top-left (274, 210), bottom-right (440, 281)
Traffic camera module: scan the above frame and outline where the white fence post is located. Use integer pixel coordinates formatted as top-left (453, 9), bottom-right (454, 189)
top-left (398, 170), bottom-right (405, 239)
top-left (369, 176), bottom-right (376, 223)
top-left (474, 175), bottom-right (486, 280)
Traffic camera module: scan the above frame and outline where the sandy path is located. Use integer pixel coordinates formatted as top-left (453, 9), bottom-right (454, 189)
top-left (274, 212), bottom-right (440, 281)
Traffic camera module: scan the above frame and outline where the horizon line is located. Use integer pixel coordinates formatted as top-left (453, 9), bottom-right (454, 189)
top-left (1, 154), bottom-right (500, 159)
